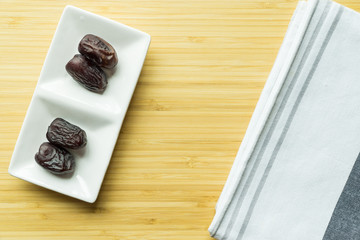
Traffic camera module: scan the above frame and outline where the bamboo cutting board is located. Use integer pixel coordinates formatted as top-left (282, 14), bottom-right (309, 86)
top-left (1, 0), bottom-right (359, 239)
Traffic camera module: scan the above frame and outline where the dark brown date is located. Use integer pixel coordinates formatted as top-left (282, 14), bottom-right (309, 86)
top-left (78, 34), bottom-right (118, 69)
top-left (46, 118), bottom-right (87, 149)
top-left (66, 54), bottom-right (107, 93)
top-left (35, 142), bottom-right (75, 175)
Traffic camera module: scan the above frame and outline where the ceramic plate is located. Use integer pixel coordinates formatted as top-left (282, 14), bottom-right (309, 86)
top-left (8, 5), bottom-right (151, 203)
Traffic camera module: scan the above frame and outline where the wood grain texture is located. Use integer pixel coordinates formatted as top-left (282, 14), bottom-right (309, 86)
top-left (1, 0), bottom-right (359, 239)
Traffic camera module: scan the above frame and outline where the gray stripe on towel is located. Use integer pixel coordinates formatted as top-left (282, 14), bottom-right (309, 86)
top-left (322, 152), bottom-right (360, 240)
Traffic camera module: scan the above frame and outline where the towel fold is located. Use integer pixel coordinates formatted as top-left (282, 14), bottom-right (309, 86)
top-left (209, 0), bottom-right (360, 239)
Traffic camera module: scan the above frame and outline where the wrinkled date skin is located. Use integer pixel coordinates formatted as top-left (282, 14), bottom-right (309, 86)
top-left (35, 142), bottom-right (75, 175)
top-left (46, 118), bottom-right (87, 149)
top-left (78, 34), bottom-right (118, 69)
top-left (66, 54), bottom-right (107, 93)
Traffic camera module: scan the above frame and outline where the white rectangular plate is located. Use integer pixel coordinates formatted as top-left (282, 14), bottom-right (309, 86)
top-left (8, 5), bottom-right (151, 203)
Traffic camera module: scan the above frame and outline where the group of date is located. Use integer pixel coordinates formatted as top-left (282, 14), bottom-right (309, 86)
top-left (35, 34), bottom-right (119, 175)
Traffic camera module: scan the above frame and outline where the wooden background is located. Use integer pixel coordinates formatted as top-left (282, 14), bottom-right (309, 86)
top-left (1, 0), bottom-right (358, 239)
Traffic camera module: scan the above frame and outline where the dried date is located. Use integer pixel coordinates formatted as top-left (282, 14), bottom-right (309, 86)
top-left (35, 142), bottom-right (75, 175)
top-left (66, 54), bottom-right (107, 93)
top-left (78, 34), bottom-right (118, 69)
top-left (46, 118), bottom-right (87, 149)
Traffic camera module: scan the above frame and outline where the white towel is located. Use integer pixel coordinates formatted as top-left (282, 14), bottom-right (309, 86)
top-left (209, 0), bottom-right (360, 239)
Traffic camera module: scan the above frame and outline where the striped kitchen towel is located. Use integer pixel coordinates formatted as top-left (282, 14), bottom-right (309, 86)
top-left (209, 0), bottom-right (360, 239)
